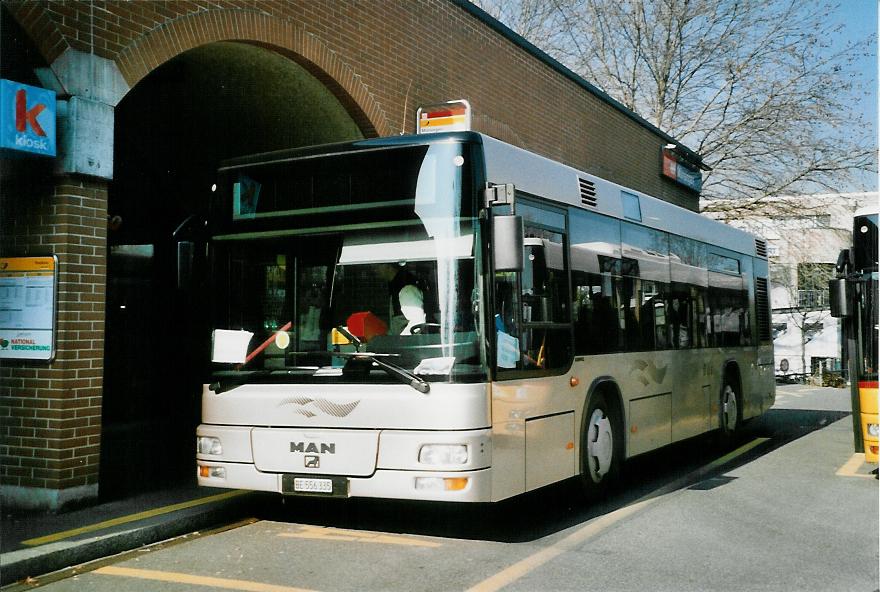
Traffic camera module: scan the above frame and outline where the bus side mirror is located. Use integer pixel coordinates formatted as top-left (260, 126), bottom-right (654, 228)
top-left (493, 215), bottom-right (524, 272)
top-left (829, 278), bottom-right (850, 318)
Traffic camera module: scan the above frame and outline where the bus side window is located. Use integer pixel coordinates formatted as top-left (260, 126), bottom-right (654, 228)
top-left (494, 271), bottom-right (521, 370)
top-left (569, 209), bottom-right (624, 355)
top-left (521, 227), bottom-right (570, 370)
top-left (622, 223), bottom-right (670, 351)
top-left (669, 235), bottom-right (708, 350)
top-left (495, 202), bottom-right (572, 374)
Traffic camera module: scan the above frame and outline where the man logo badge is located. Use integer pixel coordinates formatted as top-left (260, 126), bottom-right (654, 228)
top-left (304, 455), bottom-right (320, 469)
top-left (290, 442), bottom-right (336, 454)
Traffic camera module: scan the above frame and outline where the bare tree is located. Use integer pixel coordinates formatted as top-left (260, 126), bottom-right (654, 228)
top-left (474, 0), bottom-right (876, 201)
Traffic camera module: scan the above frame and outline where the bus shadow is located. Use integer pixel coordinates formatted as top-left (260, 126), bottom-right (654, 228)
top-left (251, 408), bottom-right (850, 543)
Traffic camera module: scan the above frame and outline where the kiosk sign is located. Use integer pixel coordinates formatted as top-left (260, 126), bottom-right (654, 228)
top-left (0, 79), bottom-right (56, 157)
top-left (0, 257), bottom-right (58, 361)
top-left (661, 147), bottom-right (702, 192)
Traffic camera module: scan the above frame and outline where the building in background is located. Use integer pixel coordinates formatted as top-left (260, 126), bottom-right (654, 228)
top-left (704, 192), bottom-right (877, 381)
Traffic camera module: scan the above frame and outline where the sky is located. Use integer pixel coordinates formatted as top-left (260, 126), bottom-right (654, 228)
top-left (835, 0), bottom-right (878, 192)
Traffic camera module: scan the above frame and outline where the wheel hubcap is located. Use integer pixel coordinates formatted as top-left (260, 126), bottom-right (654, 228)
top-left (587, 409), bottom-right (613, 480)
top-left (722, 385), bottom-right (738, 432)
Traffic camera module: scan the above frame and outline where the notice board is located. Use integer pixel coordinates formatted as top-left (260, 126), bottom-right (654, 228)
top-left (0, 256), bottom-right (58, 361)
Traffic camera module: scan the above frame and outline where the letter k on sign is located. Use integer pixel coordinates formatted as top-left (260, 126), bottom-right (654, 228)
top-left (15, 89), bottom-right (46, 136)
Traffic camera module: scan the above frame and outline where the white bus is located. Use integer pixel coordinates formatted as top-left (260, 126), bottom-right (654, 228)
top-left (196, 128), bottom-right (775, 502)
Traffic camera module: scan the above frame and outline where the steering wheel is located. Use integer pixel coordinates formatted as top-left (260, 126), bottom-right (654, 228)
top-left (409, 323), bottom-right (442, 335)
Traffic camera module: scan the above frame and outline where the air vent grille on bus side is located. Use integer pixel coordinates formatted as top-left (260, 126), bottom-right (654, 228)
top-left (756, 277), bottom-right (771, 342)
top-left (755, 239), bottom-right (768, 258)
top-left (578, 178), bottom-right (597, 207)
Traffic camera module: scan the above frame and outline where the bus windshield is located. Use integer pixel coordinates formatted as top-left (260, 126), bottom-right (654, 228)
top-left (209, 141), bottom-right (486, 385)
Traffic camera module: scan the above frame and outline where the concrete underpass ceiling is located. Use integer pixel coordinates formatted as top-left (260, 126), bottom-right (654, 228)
top-left (112, 41), bottom-right (364, 242)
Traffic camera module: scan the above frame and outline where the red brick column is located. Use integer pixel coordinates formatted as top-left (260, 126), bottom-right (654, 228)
top-left (0, 176), bottom-right (107, 510)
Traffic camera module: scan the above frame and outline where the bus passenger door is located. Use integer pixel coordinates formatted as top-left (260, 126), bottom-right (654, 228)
top-left (490, 198), bottom-right (575, 496)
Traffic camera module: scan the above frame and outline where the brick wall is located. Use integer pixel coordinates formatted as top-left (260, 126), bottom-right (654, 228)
top-left (1, 0), bottom-right (699, 506)
top-left (1, 175), bottom-right (107, 504)
top-left (6, 0), bottom-right (697, 208)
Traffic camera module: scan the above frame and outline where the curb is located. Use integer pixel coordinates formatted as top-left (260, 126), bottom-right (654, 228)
top-left (0, 494), bottom-right (253, 586)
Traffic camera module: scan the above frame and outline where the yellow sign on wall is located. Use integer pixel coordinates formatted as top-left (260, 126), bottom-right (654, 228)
top-left (0, 256), bottom-right (57, 361)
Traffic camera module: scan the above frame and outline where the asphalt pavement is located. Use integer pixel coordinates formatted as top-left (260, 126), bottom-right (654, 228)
top-left (0, 383), bottom-right (876, 589)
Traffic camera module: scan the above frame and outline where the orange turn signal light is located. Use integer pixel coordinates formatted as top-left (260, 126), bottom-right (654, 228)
top-left (444, 477), bottom-right (469, 491)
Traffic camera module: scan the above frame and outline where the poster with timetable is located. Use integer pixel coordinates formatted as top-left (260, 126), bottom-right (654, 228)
top-left (0, 257), bottom-right (57, 361)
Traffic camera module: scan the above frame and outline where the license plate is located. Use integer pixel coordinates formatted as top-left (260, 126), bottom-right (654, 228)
top-left (293, 478), bottom-right (333, 493)
top-left (282, 474), bottom-right (348, 496)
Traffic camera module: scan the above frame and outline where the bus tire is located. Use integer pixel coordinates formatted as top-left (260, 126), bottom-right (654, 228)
top-left (718, 372), bottom-right (742, 447)
top-left (579, 390), bottom-right (622, 500)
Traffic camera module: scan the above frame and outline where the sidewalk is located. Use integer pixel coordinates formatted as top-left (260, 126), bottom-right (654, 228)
top-left (0, 483), bottom-right (259, 586)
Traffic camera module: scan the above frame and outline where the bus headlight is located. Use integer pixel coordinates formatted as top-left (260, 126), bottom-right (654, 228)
top-left (197, 436), bottom-right (223, 455)
top-left (867, 424), bottom-right (879, 438)
top-left (419, 444), bottom-right (468, 465)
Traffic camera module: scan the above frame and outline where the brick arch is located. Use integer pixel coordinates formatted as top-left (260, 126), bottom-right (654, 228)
top-left (6, 2), bottom-right (70, 66)
top-left (115, 9), bottom-right (389, 137)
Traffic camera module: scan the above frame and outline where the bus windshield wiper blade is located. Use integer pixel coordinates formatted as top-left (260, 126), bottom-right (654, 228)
top-left (210, 367), bottom-right (321, 393)
top-left (210, 369), bottom-right (269, 393)
top-left (213, 352), bottom-right (430, 394)
top-left (349, 352), bottom-right (431, 394)
top-left (290, 350), bottom-right (430, 393)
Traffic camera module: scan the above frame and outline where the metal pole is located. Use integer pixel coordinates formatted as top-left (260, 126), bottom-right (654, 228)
top-left (847, 278), bottom-right (864, 453)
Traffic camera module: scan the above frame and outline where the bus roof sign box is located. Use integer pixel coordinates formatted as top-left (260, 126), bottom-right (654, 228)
top-left (417, 100), bottom-right (471, 134)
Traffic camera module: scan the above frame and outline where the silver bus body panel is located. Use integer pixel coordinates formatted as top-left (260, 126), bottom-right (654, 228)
top-left (197, 383), bottom-right (496, 501)
top-left (480, 134), bottom-right (758, 256)
top-left (489, 347), bottom-right (773, 501)
top-left (201, 382), bottom-right (490, 430)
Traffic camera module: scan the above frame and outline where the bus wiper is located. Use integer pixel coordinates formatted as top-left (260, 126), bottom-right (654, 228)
top-left (346, 352), bottom-right (431, 395)
top-left (210, 369), bottom-right (270, 394)
top-left (306, 350), bottom-right (430, 394)
top-left (213, 352), bottom-right (430, 395)
top-left (210, 367), bottom-right (320, 393)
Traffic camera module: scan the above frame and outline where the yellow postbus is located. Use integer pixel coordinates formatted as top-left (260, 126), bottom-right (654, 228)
top-left (831, 205), bottom-right (878, 463)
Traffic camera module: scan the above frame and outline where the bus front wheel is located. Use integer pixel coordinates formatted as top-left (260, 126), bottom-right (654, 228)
top-left (580, 391), bottom-right (621, 499)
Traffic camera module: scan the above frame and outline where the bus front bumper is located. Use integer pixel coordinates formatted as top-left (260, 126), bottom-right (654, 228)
top-left (196, 463), bottom-right (493, 502)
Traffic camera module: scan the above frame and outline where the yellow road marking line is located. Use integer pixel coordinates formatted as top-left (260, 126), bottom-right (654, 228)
top-left (95, 566), bottom-right (318, 592)
top-left (22, 490), bottom-right (249, 547)
top-left (467, 437), bottom-right (769, 592)
top-left (835, 453), bottom-right (875, 479)
top-left (707, 437), bottom-right (769, 469)
top-left (280, 525), bottom-right (441, 547)
top-left (467, 498), bottom-right (654, 592)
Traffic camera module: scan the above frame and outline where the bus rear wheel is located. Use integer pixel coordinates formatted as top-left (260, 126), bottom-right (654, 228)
top-left (718, 376), bottom-right (742, 447)
top-left (580, 391), bottom-right (621, 499)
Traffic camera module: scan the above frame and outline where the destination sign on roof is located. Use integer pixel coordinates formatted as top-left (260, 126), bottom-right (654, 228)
top-left (417, 100), bottom-right (471, 134)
